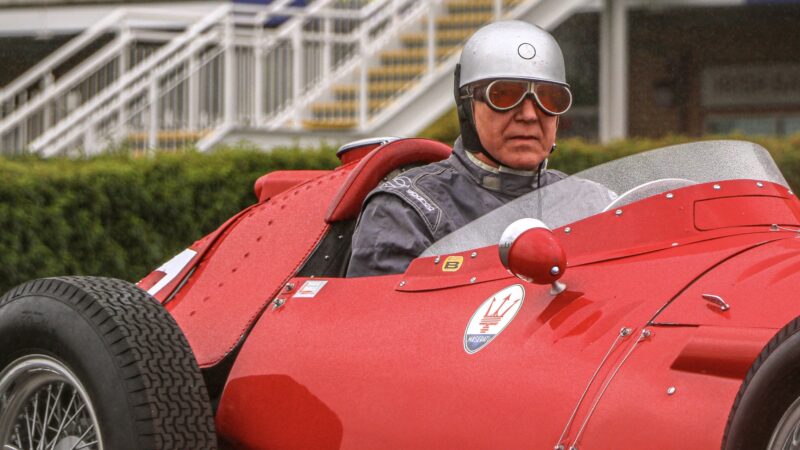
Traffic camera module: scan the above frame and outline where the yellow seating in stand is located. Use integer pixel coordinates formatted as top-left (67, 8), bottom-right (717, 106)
top-left (304, 1), bottom-right (515, 131)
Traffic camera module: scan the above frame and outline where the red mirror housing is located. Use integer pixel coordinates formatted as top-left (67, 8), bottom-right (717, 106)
top-left (499, 218), bottom-right (567, 286)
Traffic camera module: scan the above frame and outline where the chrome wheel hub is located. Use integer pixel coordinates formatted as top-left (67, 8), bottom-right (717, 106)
top-left (0, 355), bottom-right (103, 450)
top-left (770, 395), bottom-right (800, 450)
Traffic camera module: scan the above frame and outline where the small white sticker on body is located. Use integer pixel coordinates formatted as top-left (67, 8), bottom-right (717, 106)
top-left (293, 280), bottom-right (328, 298)
top-left (146, 248), bottom-right (198, 296)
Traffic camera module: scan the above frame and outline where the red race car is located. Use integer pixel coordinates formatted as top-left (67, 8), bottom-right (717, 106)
top-left (2, 138), bottom-right (800, 450)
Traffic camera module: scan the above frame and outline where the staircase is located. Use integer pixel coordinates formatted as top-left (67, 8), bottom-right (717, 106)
top-left (0, 0), bottom-right (590, 156)
top-left (303, 1), bottom-right (522, 130)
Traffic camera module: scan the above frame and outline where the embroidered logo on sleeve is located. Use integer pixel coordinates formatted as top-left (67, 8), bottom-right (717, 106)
top-left (381, 176), bottom-right (411, 189)
top-left (405, 189), bottom-right (436, 212)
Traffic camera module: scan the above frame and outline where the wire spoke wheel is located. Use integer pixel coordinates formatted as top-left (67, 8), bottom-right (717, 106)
top-left (769, 395), bottom-right (800, 450)
top-left (724, 315), bottom-right (800, 450)
top-left (0, 355), bottom-right (102, 450)
top-left (0, 277), bottom-right (216, 450)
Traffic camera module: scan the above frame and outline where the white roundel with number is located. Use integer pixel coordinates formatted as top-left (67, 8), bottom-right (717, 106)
top-left (463, 284), bottom-right (525, 354)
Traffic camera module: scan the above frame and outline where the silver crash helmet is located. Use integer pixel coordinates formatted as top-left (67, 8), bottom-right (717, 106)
top-left (458, 20), bottom-right (567, 87)
top-left (454, 20), bottom-right (570, 162)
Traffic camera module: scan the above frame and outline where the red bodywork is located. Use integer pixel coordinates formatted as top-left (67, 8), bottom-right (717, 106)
top-left (138, 139), bottom-right (800, 449)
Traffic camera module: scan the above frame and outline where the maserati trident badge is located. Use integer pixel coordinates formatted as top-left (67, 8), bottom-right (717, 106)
top-left (464, 284), bottom-right (525, 354)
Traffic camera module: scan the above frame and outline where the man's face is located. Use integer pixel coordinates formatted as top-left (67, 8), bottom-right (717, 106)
top-left (472, 91), bottom-right (559, 171)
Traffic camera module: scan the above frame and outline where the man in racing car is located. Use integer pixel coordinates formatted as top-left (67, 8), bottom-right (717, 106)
top-left (347, 20), bottom-right (575, 277)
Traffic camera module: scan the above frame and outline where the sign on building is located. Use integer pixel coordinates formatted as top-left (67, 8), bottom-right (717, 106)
top-left (702, 64), bottom-right (800, 108)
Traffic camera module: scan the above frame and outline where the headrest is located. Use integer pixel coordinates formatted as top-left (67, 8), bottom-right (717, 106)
top-left (325, 138), bottom-right (452, 222)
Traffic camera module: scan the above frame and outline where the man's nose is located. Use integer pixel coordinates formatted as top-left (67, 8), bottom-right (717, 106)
top-left (515, 95), bottom-right (539, 121)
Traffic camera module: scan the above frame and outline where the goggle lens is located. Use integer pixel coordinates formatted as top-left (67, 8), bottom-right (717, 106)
top-left (487, 80), bottom-right (529, 110)
top-left (534, 83), bottom-right (572, 115)
top-left (483, 80), bottom-right (572, 115)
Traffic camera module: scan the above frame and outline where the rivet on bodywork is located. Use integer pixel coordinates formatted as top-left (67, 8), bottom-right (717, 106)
top-left (273, 298), bottom-right (286, 309)
top-left (564, 227), bottom-right (571, 234)
top-left (284, 283), bottom-right (294, 292)
top-left (771, 224), bottom-right (780, 231)
top-left (665, 193), bottom-right (674, 199)
top-left (671, 242), bottom-right (679, 247)
top-left (620, 327), bottom-right (632, 337)
top-left (434, 256), bottom-right (441, 264)
top-left (713, 184), bottom-right (721, 190)
top-left (470, 252), bottom-right (478, 258)
top-left (667, 386), bottom-right (676, 395)
top-left (615, 209), bottom-right (623, 216)
top-left (554, 445), bottom-right (565, 450)
top-left (757, 182), bottom-right (764, 188)
top-left (399, 281), bottom-right (406, 287)
top-left (550, 266), bottom-right (560, 276)
top-left (470, 277), bottom-right (477, 283)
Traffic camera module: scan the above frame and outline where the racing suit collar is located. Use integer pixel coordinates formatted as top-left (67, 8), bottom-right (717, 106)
top-left (453, 136), bottom-right (540, 196)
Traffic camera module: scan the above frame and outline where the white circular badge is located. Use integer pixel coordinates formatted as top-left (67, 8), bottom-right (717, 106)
top-left (464, 284), bottom-right (525, 354)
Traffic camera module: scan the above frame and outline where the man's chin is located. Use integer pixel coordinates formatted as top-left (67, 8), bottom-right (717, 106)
top-left (503, 147), bottom-right (546, 170)
top-left (501, 158), bottom-right (544, 171)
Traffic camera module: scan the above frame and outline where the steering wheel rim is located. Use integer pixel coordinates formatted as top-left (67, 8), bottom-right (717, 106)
top-left (602, 178), bottom-right (697, 212)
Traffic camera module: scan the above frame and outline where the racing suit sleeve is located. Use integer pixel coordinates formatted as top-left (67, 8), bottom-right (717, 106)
top-left (346, 193), bottom-right (434, 277)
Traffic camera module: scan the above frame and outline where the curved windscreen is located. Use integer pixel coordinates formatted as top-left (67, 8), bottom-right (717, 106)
top-left (421, 140), bottom-right (788, 257)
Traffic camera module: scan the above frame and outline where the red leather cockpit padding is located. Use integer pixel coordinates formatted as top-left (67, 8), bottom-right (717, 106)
top-left (338, 143), bottom-right (382, 165)
top-left (324, 138), bottom-right (452, 223)
top-left (254, 170), bottom-right (331, 203)
top-left (166, 168), bottom-right (352, 367)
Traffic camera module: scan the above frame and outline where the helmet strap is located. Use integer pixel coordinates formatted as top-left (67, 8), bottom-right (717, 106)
top-left (454, 64), bottom-right (502, 165)
top-left (537, 158), bottom-right (547, 189)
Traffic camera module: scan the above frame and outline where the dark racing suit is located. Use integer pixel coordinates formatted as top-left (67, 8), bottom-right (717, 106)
top-left (346, 137), bottom-right (568, 277)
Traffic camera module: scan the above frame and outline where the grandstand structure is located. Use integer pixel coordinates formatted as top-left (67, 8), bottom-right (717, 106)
top-left (1, 0), bottom-right (799, 155)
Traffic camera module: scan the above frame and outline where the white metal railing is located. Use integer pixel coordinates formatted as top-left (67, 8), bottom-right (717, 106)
top-left (4, 0), bottom-right (415, 155)
top-left (0, 8), bottom-right (208, 155)
top-left (1, 0), bottom-right (575, 155)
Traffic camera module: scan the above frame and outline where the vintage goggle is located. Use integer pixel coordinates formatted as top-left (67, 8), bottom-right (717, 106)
top-left (469, 79), bottom-right (573, 115)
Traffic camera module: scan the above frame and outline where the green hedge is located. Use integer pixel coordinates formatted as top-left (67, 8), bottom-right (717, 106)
top-left (0, 144), bottom-right (339, 293)
top-left (2, 135), bottom-right (800, 293)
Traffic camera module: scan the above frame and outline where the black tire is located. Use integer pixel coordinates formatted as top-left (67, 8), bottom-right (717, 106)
top-left (723, 316), bottom-right (800, 450)
top-left (0, 276), bottom-right (217, 450)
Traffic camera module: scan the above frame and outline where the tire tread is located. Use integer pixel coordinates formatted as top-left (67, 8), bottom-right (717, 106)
top-left (0, 276), bottom-right (217, 450)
